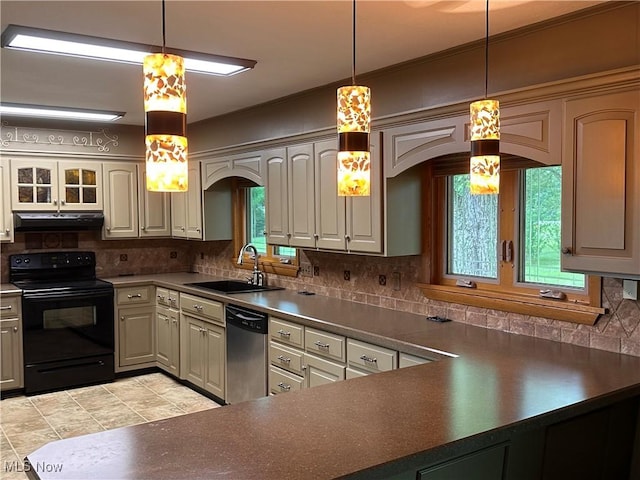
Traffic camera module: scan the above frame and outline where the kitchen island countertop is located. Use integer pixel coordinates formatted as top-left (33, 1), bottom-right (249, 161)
top-left (24, 273), bottom-right (640, 479)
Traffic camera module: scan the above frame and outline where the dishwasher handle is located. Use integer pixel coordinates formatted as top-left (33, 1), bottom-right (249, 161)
top-left (225, 304), bottom-right (268, 334)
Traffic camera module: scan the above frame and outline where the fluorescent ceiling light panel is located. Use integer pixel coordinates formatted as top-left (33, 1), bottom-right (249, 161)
top-left (1, 25), bottom-right (256, 76)
top-left (0, 103), bottom-right (125, 122)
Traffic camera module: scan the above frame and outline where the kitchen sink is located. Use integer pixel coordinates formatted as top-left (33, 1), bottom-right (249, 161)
top-left (185, 280), bottom-right (284, 294)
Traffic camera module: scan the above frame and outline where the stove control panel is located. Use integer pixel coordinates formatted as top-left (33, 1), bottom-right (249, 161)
top-left (10, 251), bottom-right (96, 270)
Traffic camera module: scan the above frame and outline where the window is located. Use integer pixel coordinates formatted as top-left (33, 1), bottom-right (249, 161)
top-left (233, 183), bottom-right (299, 277)
top-left (422, 160), bottom-right (603, 325)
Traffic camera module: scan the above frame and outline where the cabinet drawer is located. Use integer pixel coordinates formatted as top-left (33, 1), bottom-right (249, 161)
top-left (346, 367), bottom-right (369, 380)
top-left (180, 293), bottom-right (223, 324)
top-left (347, 338), bottom-right (397, 373)
top-left (270, 342), bottom-right (304, 375)
top-left (269, 365), bottom-right (304, 394)
top-left (399, 352), bottom-right (432, 368)
top-left (116, 285), bottom-right (153, 306)
top-left (156, 287), bottom-right (170, 307)
top-left (305, 328), bottom-right (345, 362)
top-left (304, 352), bottom-right (345, 388)
top-left (0, 296), bottom-right (20, 319)
top-left (270, 317), bottom-right (304, 348)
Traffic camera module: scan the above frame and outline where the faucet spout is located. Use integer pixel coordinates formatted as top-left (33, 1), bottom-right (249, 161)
top-left (237, 243), bottom-right (264, 285)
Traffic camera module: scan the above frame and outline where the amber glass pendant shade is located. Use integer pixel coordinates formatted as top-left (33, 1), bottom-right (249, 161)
top-left (469, 99), bottom-right (500, 194)
top-left (143, 53), bottom-right (188, 192)
top-left (337, 85), bottom-right (371, 197)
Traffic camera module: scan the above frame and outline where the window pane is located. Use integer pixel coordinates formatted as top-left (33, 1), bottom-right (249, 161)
top-left (523, 167), bottom-right (585, 288)
top-left (448, 174), bottom-right (498, 278)
top-left (246, 187), bottom-right (266, 254)
top-left (274, 246), bottom-right (296, 257)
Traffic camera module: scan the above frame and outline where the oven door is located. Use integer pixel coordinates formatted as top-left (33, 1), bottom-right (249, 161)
top-left (22, 287), bottom-right (115, 393)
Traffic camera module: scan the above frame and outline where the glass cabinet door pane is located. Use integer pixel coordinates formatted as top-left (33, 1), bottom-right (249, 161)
top-left (83, 187), bottom-right (97, 204)
top-left (36, 186), bottom-right (51, 203)
top-left (65, 187), bottom-right (80, 204)
top-left (18, 186), bottom-right (34, 203)
top-left (82, 170), bottom-right (97, 186)
top-left (36, 168), bottom-right (51, 185)
top-left (18, 168), bottom-right (33, 184)
top-left (65, 169), bottom-right (80, 185)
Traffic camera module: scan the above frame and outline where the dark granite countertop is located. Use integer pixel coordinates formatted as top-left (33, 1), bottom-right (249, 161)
top-left (24, 273), bottom-right (640, 479)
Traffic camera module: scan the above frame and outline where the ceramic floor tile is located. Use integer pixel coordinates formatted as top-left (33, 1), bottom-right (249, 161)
top-left (8, 427), bottom-right (61, 459)
top-left (0, 449), bottom-right (29, 480)
top-left (124, 395), bottom-right (175, 411)
top-left (135, 404), bottom-right (186, 422)
top-left (1, 416), bottom-right (52, 437)
top-left (53, 419), bottom-right (105, 439)
top-left (44, 408), bottom-right (95, 428)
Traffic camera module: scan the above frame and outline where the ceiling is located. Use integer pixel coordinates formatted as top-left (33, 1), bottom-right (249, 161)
top-left (1, 0), bottom-right (605, 127)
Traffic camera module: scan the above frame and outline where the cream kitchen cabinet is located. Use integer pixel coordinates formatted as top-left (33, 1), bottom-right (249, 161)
top-left (102, 162), bottom-right (138, 239)
top-left (264, 144), bottom-right (316, 248)
top-left (399, 352), bottom-right (433, 368)
top-left (0, 157), bottom-right (13, 243)
top-left (180, 293), bottom-right (225, 400)
top-left (10, 158), bottom-right (102, 211)
top-left (346, 338), bottom-right (397, 376)
top-left (314, 137), bottom-right (382, 253)
top-left (139, 169), bottom-right (171, 238)
top-left (561, 89), bottom-right (640, 279)
top-left (0, 294), bottom-right (23, 391)
top-left (156, 288), bottom-right (180, 376)
top-left (115, 285), bottom-right (156, 371)
top-left (171, 162), bottom-right (203, 239)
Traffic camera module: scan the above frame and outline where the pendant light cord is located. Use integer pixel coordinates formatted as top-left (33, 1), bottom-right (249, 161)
top-left (161, 0), bottom-right (166, 54)
top-left (352, 0), bottom-right (356, 85)
top-left (484, 0), bottom-right (489, 99)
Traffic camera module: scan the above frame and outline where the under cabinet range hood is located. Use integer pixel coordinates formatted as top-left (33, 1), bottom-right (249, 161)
top-left (14, 212), bottom-right (105, 231)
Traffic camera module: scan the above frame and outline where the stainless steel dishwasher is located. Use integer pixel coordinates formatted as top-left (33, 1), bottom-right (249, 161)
top-left (225, 304), bottom-right (268, 404)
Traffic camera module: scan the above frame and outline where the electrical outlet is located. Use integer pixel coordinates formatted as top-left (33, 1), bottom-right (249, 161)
top-left (313, 265), bottom-right (320, 276)
top-left (170, 251), bottom-right (177, 259)
top-left (344, 270), bottom-right (351, 281)
top-left (119, 254), bottom-right (128, 262)
top-left (392, 272), bottom-right (401, 291)
top-left (300, 263), bottom-right (313, 277)
top-left (379, 275), bottom-right (387, 286)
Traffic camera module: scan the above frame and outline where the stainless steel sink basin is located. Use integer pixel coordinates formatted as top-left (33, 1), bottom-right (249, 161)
top-left (186, 280), bottom-right (284, 294)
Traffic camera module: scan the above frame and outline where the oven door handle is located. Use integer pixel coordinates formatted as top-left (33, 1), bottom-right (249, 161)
top-left (22, 289), bottom-right (113, 301)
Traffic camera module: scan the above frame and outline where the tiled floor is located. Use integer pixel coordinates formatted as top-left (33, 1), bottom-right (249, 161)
top-left (0, 373), bottom-right (221, 479)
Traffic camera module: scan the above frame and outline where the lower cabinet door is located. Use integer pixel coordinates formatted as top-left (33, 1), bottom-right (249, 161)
top-left (0, 319), bottom-right (23, 390)
top-left (184, 317), bottom-right (205, 387)
top-left (418, 444), bottom-right (507, 480)
top-left (203, 322), bottom-right (225, 400)
top-left (156, 307), bottom-right (171, 369)
top-left (118, 307), bottom-right (155, 367)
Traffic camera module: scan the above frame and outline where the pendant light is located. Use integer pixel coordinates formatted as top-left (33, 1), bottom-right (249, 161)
top-left (337, 0), bottom-right (371, 197)
top-left (144, 0), bottom-right (188, 192)
top-left (469, 0), bottom-right (499, 195)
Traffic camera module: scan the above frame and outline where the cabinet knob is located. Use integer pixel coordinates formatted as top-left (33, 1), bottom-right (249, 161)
top-left (106, 227), bottom-right (111, 232)
top-left (313, 233), bottom-right (319, 239)
top-left (345, 235), bottom-right (351, 242)
top-left (287, 233), bottom-right (291, 238)
top-left (61, 200), bottom-right (66, 205)
top-left (181, 227), bottom-right (185, 231)
top-left (5, 228), bottom-right (9, 234)
top-left (262, 231), bottom-right (267, 236)
top-left (13, 326), bottom-right (18, 332)
top-left (141, 226), bottom-right (146, 231)
top-left (53, 199), bottom-right (58, 205)
top-left (561, 247), bottom-right (572, 255)
top-left (120, 316), bottom-right (125, 321)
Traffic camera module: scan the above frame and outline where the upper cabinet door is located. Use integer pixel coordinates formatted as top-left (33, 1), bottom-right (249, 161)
top-left (10, 159), bottom-right (59, 211)
top-left (57, 161), bottom-right (102, 211)
top-left (314, 139), bottom-right (346, 250)
top-left (139, 168), bottom-right (171, 238)
top-left (264, 148), bottom-right (289, 245)
top-left (102, 162), bottom-right (138, 239)
top-left (185, 162), bottom-right (203, 239)
top-left (288, 144), bottom-right (316, 248)
top-left (345, 134), bottom-right (382, 253)
top-left (561, 89), bottom-right (640, 278)
top-left (0, 158), bottom-right (13, 243)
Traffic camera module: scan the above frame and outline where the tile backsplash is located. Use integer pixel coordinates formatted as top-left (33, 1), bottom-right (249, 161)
top-left (2, 235), bottom-right (638, 357)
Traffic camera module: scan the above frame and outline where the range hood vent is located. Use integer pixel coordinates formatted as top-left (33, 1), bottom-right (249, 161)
top-left (14, 212), bottom-right (105, 231)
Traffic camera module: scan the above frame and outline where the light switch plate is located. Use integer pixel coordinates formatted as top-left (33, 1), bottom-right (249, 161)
top-left (623, 280), bottom-right (638, 300)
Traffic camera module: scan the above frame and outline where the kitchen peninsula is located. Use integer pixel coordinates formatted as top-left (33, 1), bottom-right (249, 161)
top-left (24, 273), bottom-right (640, 480)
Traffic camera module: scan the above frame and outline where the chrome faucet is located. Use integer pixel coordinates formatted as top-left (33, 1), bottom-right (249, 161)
top-left (237, 243), bottom-right (265, 286)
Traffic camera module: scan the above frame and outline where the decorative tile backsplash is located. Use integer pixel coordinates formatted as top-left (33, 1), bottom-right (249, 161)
top-left (2, 235), bottom-right (638, 357)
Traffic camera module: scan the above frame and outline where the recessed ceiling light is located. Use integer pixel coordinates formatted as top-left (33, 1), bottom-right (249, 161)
top-left (0, 103), bottom-right (125, 122)
top-left (1, 24), bottom-right (257, 76)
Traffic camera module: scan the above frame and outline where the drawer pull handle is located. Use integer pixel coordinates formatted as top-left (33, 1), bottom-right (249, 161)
top-left (277, 382), bottom-right (291, 391)
top-left (157, 294), bottom-right (165, 300)
top-left (193, 304), bottom-right (203, 311)
top-left (277, 329), bottom-right (291, 337)
top-left (172, 319), bottom-right (178, 325)
top-left (314, 341), bottom-right (330, 349)
top-left (0, 305), bottom-right (12, 311)
top-left (360, 354), bottom-right (377, 363)
top-left (127, 293), bottom-right (142, 299)
top-left (277, 355), bottom-right (291, 363)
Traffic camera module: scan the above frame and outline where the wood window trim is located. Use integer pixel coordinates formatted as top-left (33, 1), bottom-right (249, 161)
top-left (420, 163), bottom-right (605, 326)
top-left (231, 180), bottom-right (299, 278)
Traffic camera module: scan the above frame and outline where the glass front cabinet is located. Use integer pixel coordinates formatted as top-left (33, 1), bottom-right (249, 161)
top-left (11, 159), bottom-right (103, 211)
